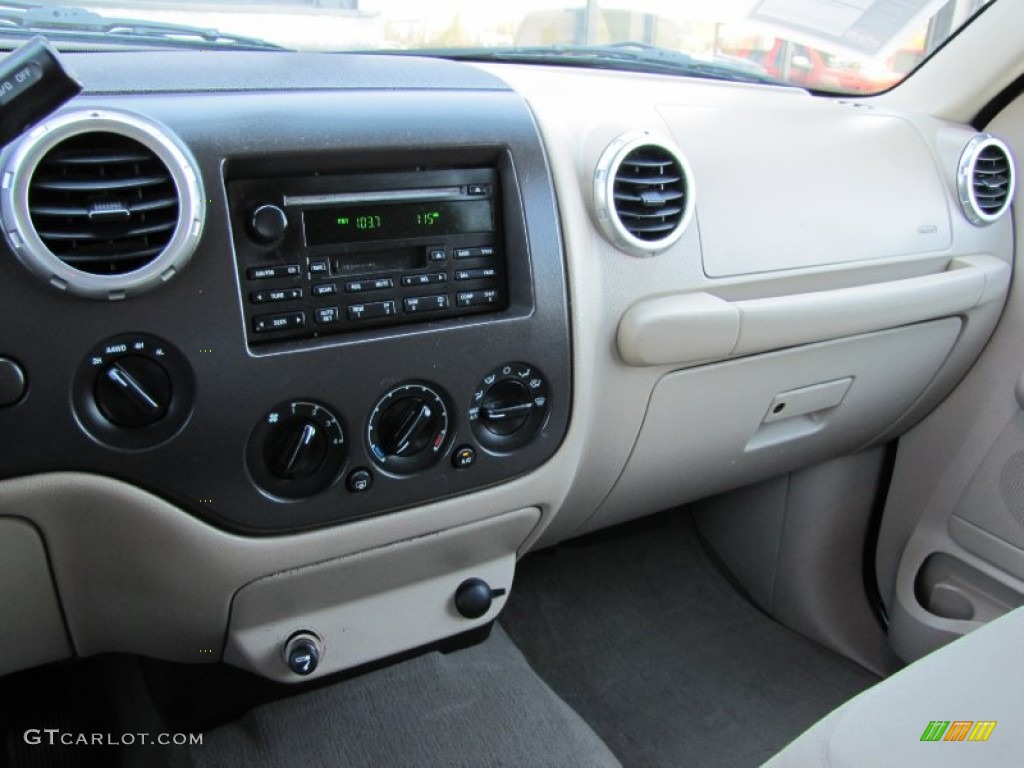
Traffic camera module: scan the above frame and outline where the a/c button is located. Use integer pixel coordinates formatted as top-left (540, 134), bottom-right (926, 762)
top-left (452, 445), bottom-right (476, 469)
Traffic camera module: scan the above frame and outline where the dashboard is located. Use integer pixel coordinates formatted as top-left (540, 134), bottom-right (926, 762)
top-left (0, 49), bottom-right (1015, 681)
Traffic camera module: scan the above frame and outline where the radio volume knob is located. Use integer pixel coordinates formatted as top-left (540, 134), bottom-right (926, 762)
top-left (249, 204), bottom-right (288, 244)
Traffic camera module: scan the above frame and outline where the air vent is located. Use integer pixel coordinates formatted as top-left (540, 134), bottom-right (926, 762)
top-left (1, 110), bottom-right (204, 299)
top-left (957, 134), bottom-right (1015, 227)
top-left (594, 131), bottom-right (694, 256)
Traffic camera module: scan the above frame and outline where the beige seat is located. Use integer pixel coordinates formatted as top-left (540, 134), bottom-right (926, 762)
top-left (764, 606), bottom-right (1024, 767)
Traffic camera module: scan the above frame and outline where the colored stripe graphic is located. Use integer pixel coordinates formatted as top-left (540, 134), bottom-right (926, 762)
top-left (920, 720), bottom-right (996, 742)
top-left (921, 721), bottom-right (949, 742)
top-left (944, 722), bottom-right (973, 742)
top-left (968, 722), bottom-right (997, 742)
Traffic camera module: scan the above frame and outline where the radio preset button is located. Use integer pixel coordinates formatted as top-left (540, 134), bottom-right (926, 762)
top-left (456, 289), bottom-right (501, 308)
top-left (315, 307), bottom-right (340, 325)
top-left (453, 246), bottom-right (495, 260)
top-left (248, 264), bottom-right (301, 281)
top-left (253, 311), bottom-right (305, 333)
top-left (347, 301), bottom-right (397, 321)
top-left (401, 272), bottom-right (446, 287)
top-left (404, 295), bottom-right (449, 314)
top-left (309, 260), bottom-right (329, 276)
top-left (251, 287), bottom-right (303, 304)
top-left (346, 278), bottom-right (394, 293)
top-left (428, 247), bottom-right (447, 262)
top-left (455, 268), bottom-right (497, 281)
top-left (312, 283), bottom-right (337, 297)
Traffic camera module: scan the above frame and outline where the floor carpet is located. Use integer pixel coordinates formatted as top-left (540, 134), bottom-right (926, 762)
top-left (500, 511), bottom-right (880, 767)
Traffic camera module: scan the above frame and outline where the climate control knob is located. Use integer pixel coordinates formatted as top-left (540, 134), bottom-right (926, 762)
top-left (265, 419), bottom-right (328, 481)
top-left (247, 400), bottom-right (347, 499)
top-left (368, 383), bottom-right (451, 474)
top-left (470, 363), bottom-right (550, 452)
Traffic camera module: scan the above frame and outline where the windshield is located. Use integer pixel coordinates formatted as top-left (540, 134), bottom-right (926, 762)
top-left (0, 1), bottom-right (998, 94)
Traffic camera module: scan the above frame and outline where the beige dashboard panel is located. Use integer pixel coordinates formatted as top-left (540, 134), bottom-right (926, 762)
top-left (586, 319), bottom-right (962, 533)
top-left (225, 507), bottom-right (537, 682)
top-left (659, 105), bottom-right (951, 278)
top-left (618, 255), bottom-right (1008, 366)
top-left (0, 518), bottom-right (72, 675)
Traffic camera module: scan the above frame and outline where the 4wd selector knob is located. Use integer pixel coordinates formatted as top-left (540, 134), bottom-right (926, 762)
top-left (73, 334), bottom-right (195, 451)
top-left (94, 356), bottom-right (172, 428)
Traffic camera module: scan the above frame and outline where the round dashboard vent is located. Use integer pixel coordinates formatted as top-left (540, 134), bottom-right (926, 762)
top-left (1, 110), bottom-right (204, 299)
top-left (594, 131), bottom-right (694, 256)
top-left (957, 134), bottom-right (1015, 226)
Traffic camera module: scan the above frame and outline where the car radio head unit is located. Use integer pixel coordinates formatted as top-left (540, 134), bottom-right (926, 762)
top-left (228, 167), bottom-right (508, 348)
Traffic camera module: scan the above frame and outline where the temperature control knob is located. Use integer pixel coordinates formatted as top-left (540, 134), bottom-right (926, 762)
top-left (368, 383), bottom-right (451, 474)
top-left (247, 400), bottom-right (347, 499)
top-left (470, 363), bottom-right (550, 452)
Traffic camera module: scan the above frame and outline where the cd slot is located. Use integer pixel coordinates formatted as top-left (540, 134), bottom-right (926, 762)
top-left (330, 247), bottom-right (425, 277)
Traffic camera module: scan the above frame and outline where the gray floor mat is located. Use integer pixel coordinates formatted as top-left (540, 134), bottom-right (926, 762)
top-left (165, 626), bottom-right (621, 768)
top-left (499, 512), bottom-right (880, 768)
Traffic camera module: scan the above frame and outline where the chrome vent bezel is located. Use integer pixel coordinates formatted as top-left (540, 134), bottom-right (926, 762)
top-left (957, 134), bottom-right (1015, 227)
top-left (594, 131), bottom-right (695, 256)
top-left (1, 109), bottom-right (204, 300)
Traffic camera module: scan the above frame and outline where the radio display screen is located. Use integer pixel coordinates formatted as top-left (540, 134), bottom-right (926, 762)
top-left (303, 200), bottom-right (493, 247)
